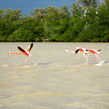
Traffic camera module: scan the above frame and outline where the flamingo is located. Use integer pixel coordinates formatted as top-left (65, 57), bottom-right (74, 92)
top-left (85, 49), bottom-right (101, 63)
top-left (65, 47), bottom-right (101, 64)
top-left (8, 43), bottom-right (37, 65)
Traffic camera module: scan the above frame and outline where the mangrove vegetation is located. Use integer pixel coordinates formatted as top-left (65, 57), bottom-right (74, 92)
top-left (0, 0), bottom-right (109, 42)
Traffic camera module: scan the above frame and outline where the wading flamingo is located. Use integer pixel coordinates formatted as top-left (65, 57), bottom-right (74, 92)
top-left (8, 43), bottom-right (37, 65)
top-left (65, 47), bottom-right (101, 64)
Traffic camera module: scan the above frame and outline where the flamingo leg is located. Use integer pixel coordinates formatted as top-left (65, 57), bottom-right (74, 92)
top-left (82, 53), bottom-right (88, 64)
top-left (86, 54), bottom-right (89, 64)
top-left (95, 54), bottom-right (101, 62)
top-left (93, 54), bottom-right (101, 63)
top-left (93, 58), bottom-right (97, 63)
top-left (25, 56), bottom-right (37, 65)
top-left (29, 56), bottom-right (37, 65)
top-left (25, 57), bottom-right (30, 62)
top-left (30, 58), bottom-right (37, 65)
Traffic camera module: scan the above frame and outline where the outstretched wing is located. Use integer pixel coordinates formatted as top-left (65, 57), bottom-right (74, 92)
top-left (75, 49), bottom-right (80, 54)
top-left (26, 43), bottom-right (33, 52)
top-left (18, 46), bottom-right (26, 54)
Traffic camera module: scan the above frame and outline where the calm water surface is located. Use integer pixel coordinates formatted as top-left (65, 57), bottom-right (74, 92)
top-left (0, 42), bottom-right (109, 109)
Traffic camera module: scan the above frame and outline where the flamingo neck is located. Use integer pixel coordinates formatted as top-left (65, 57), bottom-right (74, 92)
top-left (8, 52), bottom-right (22, 55)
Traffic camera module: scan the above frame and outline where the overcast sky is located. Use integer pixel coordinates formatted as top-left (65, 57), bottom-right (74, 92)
top-left (0, 0), bottom-right (76, 15)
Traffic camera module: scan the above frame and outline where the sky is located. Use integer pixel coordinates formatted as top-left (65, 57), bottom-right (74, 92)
top-left (0, 0), bottom-right (76, 15)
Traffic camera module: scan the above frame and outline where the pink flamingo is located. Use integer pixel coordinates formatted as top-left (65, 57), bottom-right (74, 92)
top-left (8, 43), bottom-right (37, 65)
top-left (65, 47), bottom-right (101, 64)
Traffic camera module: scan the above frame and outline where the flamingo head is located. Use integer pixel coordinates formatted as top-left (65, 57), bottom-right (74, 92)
top-left (64, 50), bottom-right (68, 52)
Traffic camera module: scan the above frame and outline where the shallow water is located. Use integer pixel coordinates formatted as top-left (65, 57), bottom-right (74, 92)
top-left (0, 42), bottom-right (109, 109)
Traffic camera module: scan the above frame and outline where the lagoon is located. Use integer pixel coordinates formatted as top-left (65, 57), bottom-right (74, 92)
top-left (0, 42), bottom-right (109, 109)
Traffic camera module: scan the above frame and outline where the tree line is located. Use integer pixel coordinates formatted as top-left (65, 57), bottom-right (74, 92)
top-left (0, 0), bottom-right (109, 42)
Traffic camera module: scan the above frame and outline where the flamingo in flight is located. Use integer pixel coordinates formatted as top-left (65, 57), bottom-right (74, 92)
top-left (65, 47), bottom-right (101, 64)
top-left (8, 43), bottom-right (37, 65)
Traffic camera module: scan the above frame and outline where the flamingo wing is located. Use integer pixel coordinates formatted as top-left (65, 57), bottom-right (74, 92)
top-left (18, 46), bottom-right (26, 54)
top-left (75, 49), bottom-right (80, 54)
top-left (26, 43), bottom-right (33, 52)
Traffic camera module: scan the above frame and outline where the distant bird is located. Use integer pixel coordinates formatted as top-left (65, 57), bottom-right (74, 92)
top-left (65, 47), bottom-right (101, 64)
top-left (8, 43), bottom-right (37, 65)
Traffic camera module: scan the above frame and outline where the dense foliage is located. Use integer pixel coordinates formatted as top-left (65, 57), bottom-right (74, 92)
top-left (0, 0), bottom-right (109, 42)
